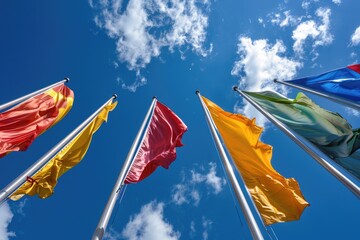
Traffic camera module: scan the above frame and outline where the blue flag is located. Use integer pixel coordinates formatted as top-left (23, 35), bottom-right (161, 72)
top-left (287, 64), bottom-right (360, 103)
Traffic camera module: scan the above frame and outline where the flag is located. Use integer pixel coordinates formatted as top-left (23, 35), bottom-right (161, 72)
top-left (202, 96), bottom-right (309, 225)
top-left (243, 91), bottom-right (360, 179)
top-left (0, 83), bottom-right (74, 158)
top-left (10, 101), bottom-right (117, 200)
top-left (287, 64), bottom-right (360, 103)
top-left (125, 101), bottom-right (187, 184)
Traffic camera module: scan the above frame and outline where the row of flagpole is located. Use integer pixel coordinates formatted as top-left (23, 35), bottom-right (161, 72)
top-left (196, 86), bottom-right (360, 239)
top-left (234, 87), bottom-right (360, 199)
top-left (0, 80), bottom-right (188, 240)
top-left (0, 72), bottom-right (359, 240)
top-left (0, 94), bottom-right (117, 204)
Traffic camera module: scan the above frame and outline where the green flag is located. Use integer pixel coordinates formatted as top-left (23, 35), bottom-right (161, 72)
top-left (243, 91), bottom-right (360, 179)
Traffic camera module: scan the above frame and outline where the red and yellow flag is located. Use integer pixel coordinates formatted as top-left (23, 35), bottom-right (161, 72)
top-left (125, 101), bottom-right (187, 184)
top-left (202, 96), bottom-right (309, 225)
top-left (10, 101), bottom-right (117, 200)
top-left (0, 83), bottom-right (74, 158)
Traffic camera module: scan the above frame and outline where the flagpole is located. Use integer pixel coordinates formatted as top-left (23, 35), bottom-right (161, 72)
top-left (0, 95), bottom-right (116, 204)
top-left (92, 97), bottom-right (157, 240)
top-left (234, 87), bottom-right (360, 199)
top-left (0, 78), bottom-right (70, 111)
top-left (196, 91), bottom-right (264, 240)
top-left (274, 79), bottom-right (360, 110)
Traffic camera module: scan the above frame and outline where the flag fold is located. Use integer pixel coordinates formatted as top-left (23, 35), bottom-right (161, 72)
top-left (244, 91), bottom-right (360, 179)
top-left (10, 101), bottom-right (117, 200)
top-left (0, 83), bottom-right (74, 158)
top-left (125, 101), bottom-right (187, 184)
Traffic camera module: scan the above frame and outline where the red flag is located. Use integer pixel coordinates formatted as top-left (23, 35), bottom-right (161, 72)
top-left (125, 101), bottom-right (187, 184)
top-left (0, 83), bottom-right (74, 158)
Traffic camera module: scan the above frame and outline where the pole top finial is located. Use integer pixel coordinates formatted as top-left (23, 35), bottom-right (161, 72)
top-left (112, 94), bottom-right (118, 99)
top-left (273, 79), bottom-right (278, 83)
top-left (233, 86), bottom-right (238, 91)
top-left (195, 90), bottom-right (200, 95)
top-left (64, 77), bottom-right (70, 82)
top-left (152, 96), bottom-right (157, 99)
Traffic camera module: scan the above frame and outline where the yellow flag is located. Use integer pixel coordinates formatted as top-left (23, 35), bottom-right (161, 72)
top-left (202, 96), bottom-right (309, 225)
top-left (10, 101), bottom-right (117, 200)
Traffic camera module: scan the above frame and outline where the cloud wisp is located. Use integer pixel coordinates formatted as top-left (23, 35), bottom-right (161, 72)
top-left (265, 4), bottom-right (334, 59)
top-left (201, 217), bottom-right (213, 240)
top-left (292, 7), bottom-right (333, 57)
top-left (91, 0), bottom-right (211, 92)
top-left (121, 201), bottom-right (180, 240)
top-left (171, 162), bottom-right (226, 206)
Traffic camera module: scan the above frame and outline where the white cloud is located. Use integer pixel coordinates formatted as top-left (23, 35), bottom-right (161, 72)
top-left (15, 199), bottom-right (28, 217)
top-left (350, 52), bottom-right (358, 59)
top-left (350, 26), bottom-right (360, 46)
top-left (121, 70), bottom-right (148, 92)
top-left (332, 0), bottom-right (341, 5)
top-left (88, 0), bottom-right (95, 9)
top-left (292, 20), bottom-right (319, 55)
top-left (345, 107), bottom-right (360, 117)
top-left (172, 184), bottom-right (188, 205)
top-left (92, 0), bottom-right (211, 91)
top-left (258, 18), bottom-right (265, 27)
top-left (157, 0), bottom-right (212, 57)
top-left (122, 201), bottom-right (180, 240)
top-left (301, 1), bottom-right (310, 10)
top-left (231, 37), bottom-right (301, 126)
top-left (292, 8), bottom-right (333, 56)
top-left (269, 10), bottom-right (300, 28)
top-left (314, 8), bottom-right (333, 46)
top-left (190, 190), bottom-right (201, 206)
top-left (301, 0), bottom-right (319, 10)
top-left (190, 221), bottom-right (196, 237)
top-left (201, 217), bottom-right (212, 240)
top-left (190, 162), bottom-right (225, 194)
top-left (0, 203), bottom-right (16, 240)
top-left (104, 227), bottom-right (122, 240)
top-left (171, 162), bottom-right (225, 206)
top-left (188, 217), bottom-right (212, 240)
top-left (96, 0), bottom-right (160, 70)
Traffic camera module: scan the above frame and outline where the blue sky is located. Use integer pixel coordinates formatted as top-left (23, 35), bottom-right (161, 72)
top-left (0, 0), bottom-right (359, 239)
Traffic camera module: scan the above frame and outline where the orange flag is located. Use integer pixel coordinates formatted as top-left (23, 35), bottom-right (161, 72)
top-left (0, 83), bottom-right (74, 158)
top-left (202, 96), bottom-right (309, 225)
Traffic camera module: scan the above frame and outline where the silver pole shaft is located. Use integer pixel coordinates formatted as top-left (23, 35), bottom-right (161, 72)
top-left (234, 87), bottom-right (360, 199)
top-left (274, 79), bottom-right (360, 110)
top-left (92, 97), bottom-right (157, 240)
top-left (0, 78), bottom-right (69, 111)
top-left (196, 91), bottom-right (264, 240)
top-left (0, 95), bottom-right (116, 204)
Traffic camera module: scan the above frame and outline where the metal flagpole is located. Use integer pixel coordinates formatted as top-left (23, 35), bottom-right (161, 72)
top-left (0, 78), bottom-right (70, 111)
top-left (0, 95), bottom-right (117, 204)
top-left (234, 87), bottom-right (360, 199)
top-left (196, 91), bottom-right (264, 240)
top-left (92, 97), bottom-right (157, 240)
top-left (274, 79), bottom-right (360, 110)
